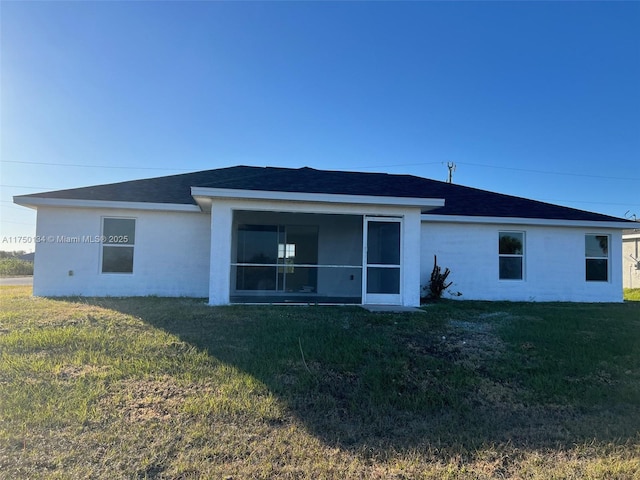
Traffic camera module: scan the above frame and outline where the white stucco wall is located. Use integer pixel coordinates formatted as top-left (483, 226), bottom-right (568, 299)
top-left (402, 210), bottom-right (422, 306)
top-left (421, 221), bottom-right (623, 302)
top-left (30, 201), bottom-right (624, 304)
top-left (209, 203), bottom-right (233, 305)
top-left (33, 206), bottom-right (210, 297)
top-left (623, 234), bottom-right (640, 289)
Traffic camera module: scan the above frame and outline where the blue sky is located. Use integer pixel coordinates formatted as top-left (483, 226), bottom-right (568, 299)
top-left (2, 1), bottom-right (639, 251)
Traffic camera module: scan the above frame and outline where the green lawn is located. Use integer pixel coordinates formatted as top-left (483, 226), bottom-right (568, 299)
top-left (1, 285), bottom-right (639, 479)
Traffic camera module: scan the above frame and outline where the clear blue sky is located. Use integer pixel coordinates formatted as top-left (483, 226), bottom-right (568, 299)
top-left (2, 1), bottom-right (639, 251)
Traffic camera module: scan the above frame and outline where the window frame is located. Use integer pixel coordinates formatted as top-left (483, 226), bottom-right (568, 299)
top-left (100, 217), bottom-right (136, 275)
top-left (585, 234), bottom-right (609, 282)
top-left (498, 231), bottom-right (525, 281)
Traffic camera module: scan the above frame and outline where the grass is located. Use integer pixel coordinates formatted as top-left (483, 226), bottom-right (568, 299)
top-left (1, 285), bottom-right (639, 479)
top-left (625, 288), bottom-right (640, 301)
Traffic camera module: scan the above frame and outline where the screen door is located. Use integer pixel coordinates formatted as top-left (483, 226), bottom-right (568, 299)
top-left (363, 217), bottom-right (402, 304)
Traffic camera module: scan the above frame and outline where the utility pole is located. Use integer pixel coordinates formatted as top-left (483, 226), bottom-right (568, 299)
top-left (447, 162), bottom-right (456, 184)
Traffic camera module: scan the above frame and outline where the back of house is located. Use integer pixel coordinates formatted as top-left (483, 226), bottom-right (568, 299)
top-left (14, 166), bottom-right (633, 305)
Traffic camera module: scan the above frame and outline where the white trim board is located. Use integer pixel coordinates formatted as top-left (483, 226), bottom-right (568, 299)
top-left (14, 197), bottom-right (202, 213)
top-left (421, 214), bottom-right (632, 229)
top-left (191, 187), bottom-right (444, 212)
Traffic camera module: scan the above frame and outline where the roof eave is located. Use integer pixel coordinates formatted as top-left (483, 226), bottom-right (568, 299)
top-left (13, 196), bottom-right (202, 213)
top-left (191, 187), bottom-right (445, 213)
top-left (421, 213), bottom-right (633, 229)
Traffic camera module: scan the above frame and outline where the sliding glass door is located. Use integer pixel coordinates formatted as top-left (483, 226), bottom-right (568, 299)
top-left (235, 224), bottom-right (319, 293)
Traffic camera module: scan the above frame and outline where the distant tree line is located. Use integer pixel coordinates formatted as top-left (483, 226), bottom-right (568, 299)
top-left (0, 250), bottom-right (30, 259)
top-left (0, 251), bottom-right (34, 276)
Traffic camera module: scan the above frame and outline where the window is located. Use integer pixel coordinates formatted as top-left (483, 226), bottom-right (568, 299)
top-left (499, 231), bottom-right (524, 280)
top-left (585, 234), bottom-right (609, 282)
top-left (101, 218), bottom-right (135, 273)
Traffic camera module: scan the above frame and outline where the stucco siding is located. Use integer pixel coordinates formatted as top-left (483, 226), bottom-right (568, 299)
top-left (402, 210), bottom-right (422, 306)
top-left (29, 203), bottom-right (625, 303)
top-left (33, 206), bottom-right (210, 297)
top-left (421, 222), bottom-right (623, 302)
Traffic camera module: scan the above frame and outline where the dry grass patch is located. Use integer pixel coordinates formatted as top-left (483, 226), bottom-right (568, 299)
top-left (1, 286), bottom-right (639, 479)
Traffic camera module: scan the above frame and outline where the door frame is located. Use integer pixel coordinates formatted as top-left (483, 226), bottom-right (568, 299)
top-left (362, 216), bottom-right (403, 305)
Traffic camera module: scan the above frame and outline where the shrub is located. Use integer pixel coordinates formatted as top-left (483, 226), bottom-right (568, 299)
top-left (421, 255), bottom-right (453, 302)
top-left (0, 258), bottom-right (34, 276)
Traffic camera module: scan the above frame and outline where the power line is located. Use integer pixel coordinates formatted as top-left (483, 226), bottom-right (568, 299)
top-left (457, 161), bottom-right (640, 182)
top-left (330, 160), bottom-right (640, 182)
top-left (539, 198), bottom-right (640, 207)
top-left (3, 159), bottom-right (443, 171)
top-left (1, 160), bottom-right (192, 171)
top-left (1, 184), bottom-right (58, 190)
top-left (3, 158), bottom-right (639, 181)
top-left (358, 161), bottom-right (443, 170)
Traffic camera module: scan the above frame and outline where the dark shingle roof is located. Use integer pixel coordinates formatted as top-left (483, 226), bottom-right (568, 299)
top-left (15, 165), bottom-right (630, 223)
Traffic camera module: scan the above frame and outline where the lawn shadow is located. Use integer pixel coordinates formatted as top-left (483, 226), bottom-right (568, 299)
top-left (78, 297), bottom-right (640, 455)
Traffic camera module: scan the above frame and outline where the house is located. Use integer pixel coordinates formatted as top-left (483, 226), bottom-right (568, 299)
top-left (14, 166), bottom-right (633, 305)
top-left (18, 252), bottom-right (35, 263)
top-left (623, 228), bottom-right (640, 289)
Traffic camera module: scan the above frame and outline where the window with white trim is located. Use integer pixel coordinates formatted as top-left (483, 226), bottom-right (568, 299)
top-left (101, 218), bottom-right (135, 274)
top-left (499, 231), bottom-right (524, 280)
top-left (585, 234), bottom-right (609, 282)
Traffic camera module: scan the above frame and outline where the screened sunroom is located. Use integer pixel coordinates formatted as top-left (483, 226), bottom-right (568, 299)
top-left (198, 187), bottom-right (434, 306)
top-left (230, 211), bottom-right (365, 303)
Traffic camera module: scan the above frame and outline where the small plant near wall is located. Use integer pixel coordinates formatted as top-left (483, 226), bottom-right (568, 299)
top-left (421, 255), bottom-right (457, 302)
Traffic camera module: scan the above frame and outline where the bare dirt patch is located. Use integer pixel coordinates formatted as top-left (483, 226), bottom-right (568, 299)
top-left (101, 377), bottom-right (213, 423)
top-left (405, 314), bottom-right (506, 367)
top-left (57, 365), bottom-right (111, 380)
